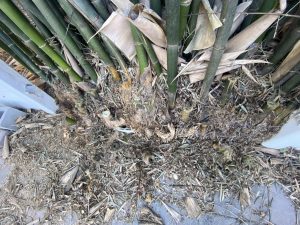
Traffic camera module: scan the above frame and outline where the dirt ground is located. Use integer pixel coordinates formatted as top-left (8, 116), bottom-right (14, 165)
top-left (1, 47), bottom-right (300, 224)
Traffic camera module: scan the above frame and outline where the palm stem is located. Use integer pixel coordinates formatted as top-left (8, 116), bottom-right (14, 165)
top-left (166, 0), bottom-right (180, 109)
top-left (199, 0), bottom-right (238, 104)
top-left (136, 31), bottom-right (162, 76)
top-left (0, 12), bottom-right (69, 84)
top-left (150, 0), bottom-right (162, 16)
top-left (0, 30), bottom-right (48, 80)
top-left (0, 38), bottom-right (35, 74)
top-left (130, 24), bottom-right (148, 74)
top-left (0, 0), bottom-right (82, 82)
top-left (16, 0), bottom-right (53, 32)
top-left (185, 0), bottom-right (201, 48)
top-left (33, 0), bottom-right (97, 82)
top-left (91, 0), bottom-right (110, 20)
top-left (179, 0), bottom-right (192, 40)
top-left (68, 0), bottom-right (128, 78)
top-left (281, 64), bottom-right (300, 93)
top-left (57, 0), bottom-right (121, 81)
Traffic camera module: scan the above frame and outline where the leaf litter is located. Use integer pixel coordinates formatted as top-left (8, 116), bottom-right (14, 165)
top-left (0, 45), bottom-right (300, 224)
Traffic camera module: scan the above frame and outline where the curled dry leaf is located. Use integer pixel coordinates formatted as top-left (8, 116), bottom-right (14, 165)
top-left (188, 59), bottom-right (268, 83)
top-left (152, 45), bottom-right (185, 70)
top-left (100, 11), bottom-right (135, 60)
top-left (142, 151), bottom-right (152, 165)
top-left (271, 40), bottom-right (300, 83)
top-left (226, 10), bottom-right (281, 53)
top-left (104, 208), bottom-right (116, 222)
top-left (108, 0), bottom-right (166, 61)
top-left (161, 201), bottom-right (182, 223)
top-left (155, 124), bottom-right (175, 142)
top-left (184, 0), bottom-right (222, 53)
top-left (111, 0), bottom-right (133, 15)
top-left (241, 65), bottom-right (259, 85)
top-left (60, 166), bottom-right (79, 191)
top-left (230, 1), bottom-right (253, 36)
top-left (184, 197), bottom-right (201, 218)
top-left (239, 187), bottom-right (251, 207)
top-left (100, 110), bottom-right (126, 130)
top-left (63, 45), bottom-right (84, 77)
top-left (129, 4), bottom-right (166, 48)
top-left (2, 135), bottom-right (10, 159)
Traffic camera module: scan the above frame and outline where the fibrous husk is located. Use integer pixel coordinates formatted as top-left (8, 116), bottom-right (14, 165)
top-left (100, 11), bottom-right (136, 60)
top-left (60, 165), bottom-right (79, 191)
top-left (271, 40), bottom-right (300, 83)
top-left (100, 110), bottom-right (126, 129)
top-left (184, 197), bottom-right (201, 218)
top-left (155, 124), bottom-right (175, 143)
top-left (184, 0), bottom-right (222, 53)
top-left (2, 135), bottom-right (10, 159)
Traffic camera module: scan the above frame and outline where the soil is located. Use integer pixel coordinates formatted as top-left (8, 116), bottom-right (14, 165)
top-left (1, 43), bottom-right (300, 224)
top-left (0, 66), bottom-right (299, 224)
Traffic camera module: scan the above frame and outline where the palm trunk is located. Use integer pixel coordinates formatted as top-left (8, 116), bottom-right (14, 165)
top-left (68, 0), bottom-right (104, 27)
top-left (199, 0), bottom-right (238, 104)
top-left (33, 0), bottom-right (98, 82)
top-left (0, 0), bottom-right (82, 82)
top-left (0, 24), bottom-right (37, 62)
top-left (166, 0), bottom-right (180, 109)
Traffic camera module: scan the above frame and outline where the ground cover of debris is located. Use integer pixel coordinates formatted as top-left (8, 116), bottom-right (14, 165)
top-left (1, 45), bottom-right (300, 224)
top-left (0, 60), bottom-right (300, 224)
